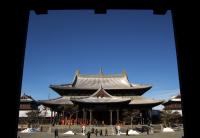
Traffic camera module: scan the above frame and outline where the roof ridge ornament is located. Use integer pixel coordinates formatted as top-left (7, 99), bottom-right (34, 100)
top-left (99, 84), bottom-right (103, 89)
top-left (99, 67), bottom-right (103, 76)
top-left (75, 69), bottom-right (80, 76)
top-left (122, 69), bottom-right (128, 77)
top-left (72, 69), bottom-right (80, 86)
top-left (122, 69), bottom-right (132, 86)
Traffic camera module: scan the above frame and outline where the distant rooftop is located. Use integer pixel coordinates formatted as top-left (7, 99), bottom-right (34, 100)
top-left (20, 93), bottom-right (36, 102)
top-left (163, 93), bottom-right (181, 105)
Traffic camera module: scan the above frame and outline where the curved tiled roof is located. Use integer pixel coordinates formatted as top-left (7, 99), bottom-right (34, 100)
top-left (20, 93), bottom-right (36, 102)
top-left (71, 87), bottom-right (131, 104)
top-left (71, 97), bottom-right (131, 104)
top-left (74, 75), bottom-right (131, 89)
top-left (38, 96), bottom-right (73, 105)
top-left (50, 71), bottom-right (152, 90)
top-left (129, 96), bottom-right (164, 105)
top-left (163, 94), bottom-right (181, 105)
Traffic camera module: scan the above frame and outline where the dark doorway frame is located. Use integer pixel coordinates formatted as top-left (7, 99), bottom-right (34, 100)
top-left (9, 1), bottom-right (195, 138)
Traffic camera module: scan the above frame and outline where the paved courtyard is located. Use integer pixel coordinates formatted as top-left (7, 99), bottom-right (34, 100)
top-left (18, 130), bottom-right (183, 138)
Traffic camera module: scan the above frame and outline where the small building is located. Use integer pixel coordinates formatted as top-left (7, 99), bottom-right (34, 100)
top-left (19, 93), bottom-right (39, 117)
top-left (18, 93), bottom-right (39, 129)
top-left (19, 93), bottom-right (54, 127)
top-left (162, 94), bottom-right (182, 115)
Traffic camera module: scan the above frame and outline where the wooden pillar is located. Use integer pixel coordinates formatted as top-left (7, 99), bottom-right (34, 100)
top-left (53, 111), bottom-right (55, 124)
top-left (76, 111), bottom-right (78, 125)
top-left (148, 109), bottom-right (152, 123)
top-left (85, 109), bottom-right (87, 121)
top-left (109, 110), bottom-right (113, 125)
top-left (82, 108), bottom-right (86, 124)
top-left (89, 109), bottom-right (93, 125)
top-left (116, 109), bottom-right (119, 124)
top-left (50, 110), bottom-right (53, 124)
top-left (82, 108), bottom-right (84, 120)
top-left (63, 111), bottom-right (65, 125)
top-left (140, 112), bottom-right (142, 125)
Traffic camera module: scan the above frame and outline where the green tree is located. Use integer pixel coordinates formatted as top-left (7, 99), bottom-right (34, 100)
top-left (122, 109), bottom-right (140, 125)
top-left (170, 111), bottom-right (182, 124)
top-left (26, 110), bottom-right (40, 128)
top-left (160, 110), bottom-right (182, 127)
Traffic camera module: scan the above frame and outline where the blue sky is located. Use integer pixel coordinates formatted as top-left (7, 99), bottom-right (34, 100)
top-left (22, 10), bottom-right (180, 109)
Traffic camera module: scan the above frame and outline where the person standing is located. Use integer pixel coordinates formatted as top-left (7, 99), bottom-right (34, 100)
top-left (115, 126), bottom-right (117, 134)
top-left (147, 126), bottom-right (150, 135)
top-left (54, 128), bottom-right (59, 138)
top-left (87, 131), bottom-right (91, 138)
top-left (95, 129), bottom-right (98, 136)
top-left (100, 129), bottom-right (103, 136)
top-left (91, 128), bottom-right (94, 133)
top-left (126, 128), bottom-right (129, 136)
top-left (105, 128), bottom-right (108, 136)
top-left (82, 125), bottom-right (86, 135)
top-left (117, 125), bottom-right (121, 135)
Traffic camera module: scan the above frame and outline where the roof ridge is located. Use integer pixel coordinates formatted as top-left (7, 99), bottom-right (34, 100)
top-left (90, 86), bottom-right (113, 98)
top-left (78, 74), bottom-right (124, 78)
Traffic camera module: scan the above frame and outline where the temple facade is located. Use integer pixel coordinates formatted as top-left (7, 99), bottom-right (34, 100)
top-left (163, 94), bottom-right (182, 115)
top-left (39, 70), bottom-right (163, 125)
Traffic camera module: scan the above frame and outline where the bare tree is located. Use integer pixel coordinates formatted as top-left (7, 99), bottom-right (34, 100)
top-left (62, 105), bottom-right (79, 128)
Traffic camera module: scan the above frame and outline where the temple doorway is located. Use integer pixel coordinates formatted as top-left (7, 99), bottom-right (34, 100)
top-left (93, 111), bottom-right (110, 125)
